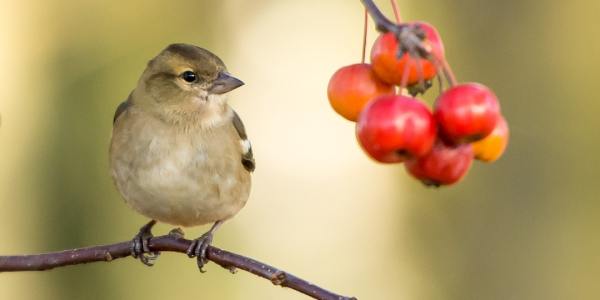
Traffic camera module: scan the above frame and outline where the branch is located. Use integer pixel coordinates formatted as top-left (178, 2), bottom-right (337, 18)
top-left (361, 0), bottom-right (398, 33)
top-left (0, 235), bottom-right (356, 300)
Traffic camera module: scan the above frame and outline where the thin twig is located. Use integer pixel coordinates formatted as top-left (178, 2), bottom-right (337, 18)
top-left (390, 0), bottom-right (402, 23)
top-left (440, 57), bottom-right (458, 86)
top-left (361, 0), bottom-right (398, 33)
top-left (361, 8), bottom-right (368, 64)
top-left (0, 235), bottom-right (356, 300)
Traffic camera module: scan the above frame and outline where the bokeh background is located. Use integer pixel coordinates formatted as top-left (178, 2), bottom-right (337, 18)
top-left (1, 0), bottom-right (599, 299)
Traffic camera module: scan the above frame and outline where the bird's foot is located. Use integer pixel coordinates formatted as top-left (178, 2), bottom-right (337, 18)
top-left (131, 220), bottom-right (160, 266)
top-left (186, 231), bottom-right (214, 273)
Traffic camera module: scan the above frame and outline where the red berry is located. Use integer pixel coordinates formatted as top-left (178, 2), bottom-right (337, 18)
top-left (370, 22), bottom-right (444, 86)
top-left (434, 83), bottom-right (501, 144)
top-left (356, 95), bottom-right (437, 163)
top-left (327, 64), bottom-right (395, 121)
top-left (405, 141), bottom-right (474, 186)
top-left (418, 22), bottom-right (445, 61)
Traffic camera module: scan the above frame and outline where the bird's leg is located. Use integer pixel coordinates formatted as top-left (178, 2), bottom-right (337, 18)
top-left (186, 220), bottom-right (223, 272)
top-left (131, 220), bottom-right (160, 266)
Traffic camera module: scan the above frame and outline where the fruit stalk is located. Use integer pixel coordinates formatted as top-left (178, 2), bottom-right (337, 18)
top-left (390, 0), bottom-right (402, 23)
top-left (362, 8), bottom-right (368, 63)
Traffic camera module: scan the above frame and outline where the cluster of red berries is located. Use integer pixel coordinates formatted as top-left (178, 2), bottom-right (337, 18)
top-left (327, 21), bottom-right (509, 187)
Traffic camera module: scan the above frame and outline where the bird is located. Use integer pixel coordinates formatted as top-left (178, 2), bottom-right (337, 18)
top-left (109, 43), bottom-right (254, 271)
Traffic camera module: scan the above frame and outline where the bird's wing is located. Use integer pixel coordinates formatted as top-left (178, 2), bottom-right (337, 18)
top-left (113, 93), bottom-right (133, 124)
top-left (232, 110), bottom-right (255, 172)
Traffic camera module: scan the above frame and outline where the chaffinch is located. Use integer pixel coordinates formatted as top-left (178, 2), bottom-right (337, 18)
top-left (110, 43), bottom-right (254, 270)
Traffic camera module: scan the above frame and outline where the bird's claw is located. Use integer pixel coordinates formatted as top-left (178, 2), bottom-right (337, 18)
top-left (186, 231), bottom-right (214, 272)
top-left (131, 220), bottom-right (160, 267)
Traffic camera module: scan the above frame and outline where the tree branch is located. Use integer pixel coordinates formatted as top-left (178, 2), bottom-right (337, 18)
top-left (361, 0), bottom-right (398, 33)
top-left (0, 234), bottom-right (356, 300)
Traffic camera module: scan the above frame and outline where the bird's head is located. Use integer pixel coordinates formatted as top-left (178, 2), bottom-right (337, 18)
top-left (135, 43), bottom-right (244, 127)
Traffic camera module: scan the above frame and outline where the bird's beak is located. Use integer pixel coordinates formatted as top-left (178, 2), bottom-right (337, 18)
top-left (208, 72), bottom-right (244, 95)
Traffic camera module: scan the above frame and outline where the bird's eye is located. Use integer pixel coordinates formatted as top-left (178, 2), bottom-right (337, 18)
top-left (181, 71), bottom-right (197, 83)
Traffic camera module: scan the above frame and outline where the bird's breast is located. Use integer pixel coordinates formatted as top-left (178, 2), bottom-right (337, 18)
top-left (110, 120), bottom-right (251, 227)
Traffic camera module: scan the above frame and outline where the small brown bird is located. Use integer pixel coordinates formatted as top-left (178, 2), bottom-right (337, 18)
top-left (110, 43), bottom-right (254, 270)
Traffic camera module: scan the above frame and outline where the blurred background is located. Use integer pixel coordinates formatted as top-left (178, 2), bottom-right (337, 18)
top-left (1, 0), bottom-right (599, 299)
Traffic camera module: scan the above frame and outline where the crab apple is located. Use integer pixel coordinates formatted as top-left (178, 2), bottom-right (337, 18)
top-left (370, 22), bottom-right (445, 86)
top-left (356, 95), bottom-right (437, 163)
top-left (405, 141), bottom-right (474, 187)
top-left (472, 115), bottom-right (509, 162)
top-left (435, 83), bottom-right (501, 144)
top-left (327, 63), bottom-right (395, 121)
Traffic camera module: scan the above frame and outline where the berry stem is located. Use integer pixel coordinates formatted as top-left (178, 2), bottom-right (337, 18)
top-left (414, 50), bottom-right (425, 90)
top-left (390, 0), bottom-right (403, 23)
top-left (399, 53), bottom-right (411, 89)
top-left (441, 58), bottom-right (458, 86)
top-left (435, 62), bottom-right (445, 94)
top-left (430, 53), bottom-right (458, 87)
top-left (361, 8), bottom-right (368, 64)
